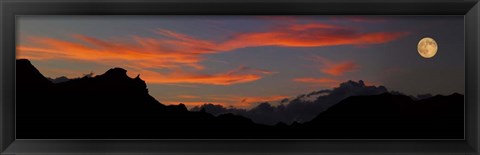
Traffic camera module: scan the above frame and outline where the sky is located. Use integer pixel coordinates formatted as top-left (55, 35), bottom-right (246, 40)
top-left (16, 16), bottom-right (465, 109)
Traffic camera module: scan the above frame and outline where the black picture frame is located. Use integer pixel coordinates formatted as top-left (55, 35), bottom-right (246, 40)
top-left (1, 0), bottom-right (479, 154)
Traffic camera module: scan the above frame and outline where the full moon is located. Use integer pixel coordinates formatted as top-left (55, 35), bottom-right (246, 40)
top-left (417, 37), bottom-right (438, 58)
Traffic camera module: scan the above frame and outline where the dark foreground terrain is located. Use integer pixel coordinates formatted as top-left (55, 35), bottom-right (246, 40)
top-left (16, 59), bottom-right (463, 139)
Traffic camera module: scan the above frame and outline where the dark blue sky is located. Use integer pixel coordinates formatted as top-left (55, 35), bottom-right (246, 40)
top-left (17, 16), bottom-right (464, 108)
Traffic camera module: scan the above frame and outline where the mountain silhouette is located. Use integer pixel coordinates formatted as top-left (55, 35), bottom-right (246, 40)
top-left (300, 93), bottom-right (464, 139)
top-left (47, 76), bottom-right (70, 83)
top-left (16, 59), bottom-right (53, 87)
top-left (16, 59), bottom-right (268, 139)
top-left (191, 80), bottom-right (389, 125)
top-left (16, 59), bottom-right (464, 139)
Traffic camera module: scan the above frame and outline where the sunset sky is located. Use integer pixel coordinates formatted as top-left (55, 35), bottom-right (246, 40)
top-left (17, 16), bottom-right (465, 109)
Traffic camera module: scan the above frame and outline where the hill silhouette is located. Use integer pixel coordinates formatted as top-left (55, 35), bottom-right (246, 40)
top-left (16, 59), bottom-right (464, 139)
top-left (47, 76), bottom-right (70, 83)
top-left (300, 93), bottom-right (464, 139)
top-left (191, 80), bottom-right (389, 125)
top-left (16, 59), bottom-right (268, 139)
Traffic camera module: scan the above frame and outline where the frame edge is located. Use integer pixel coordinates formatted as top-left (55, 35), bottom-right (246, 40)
top-left (466, 1), bottom-right (480, 153)
top-left (0, 0), bottom-right (16, 153)
top-left (1, 0), bottom-right (480, 154)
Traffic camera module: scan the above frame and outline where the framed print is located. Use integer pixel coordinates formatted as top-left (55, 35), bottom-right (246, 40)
top-left (1, 0), bottom-right (479, 154)
top-left (13, 15), bottom-right (465, 140)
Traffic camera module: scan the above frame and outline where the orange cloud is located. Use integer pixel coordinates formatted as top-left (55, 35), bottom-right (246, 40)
top-left (18, 21), bottom-right (407, 86)
top-left (137, 65), bottom-right (274, 85)
top-left (18, 23), bottom-right (408, 63)
top-left (177, 95), bottom-right (200, 99)
top-left (309, 56), bottom-right (359, 76)
top-left (18, 34), bottom-right (277, 85)
top-left (239, 95), bottom-right (289, 105)
top-left (219, 23), bottom-right (408, 49)
top-left (18, 35), bottom-right (206, 70)
top-left (293, 77), bottom-right (340, 87)
top-left (321, 61), bottom-right (358, 76)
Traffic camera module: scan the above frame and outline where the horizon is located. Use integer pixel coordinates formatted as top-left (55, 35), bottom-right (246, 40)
top-left (17, 15), bottom-right (465, 109)
top-left (19, 58), bottom-right (464, 111)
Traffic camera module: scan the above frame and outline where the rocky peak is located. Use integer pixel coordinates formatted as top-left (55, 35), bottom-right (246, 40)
top-left (101, 68), bottom-right (129, 79)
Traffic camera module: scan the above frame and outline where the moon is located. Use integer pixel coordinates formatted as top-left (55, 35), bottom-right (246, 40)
top-left (417, 37), bottom-right (438, 58)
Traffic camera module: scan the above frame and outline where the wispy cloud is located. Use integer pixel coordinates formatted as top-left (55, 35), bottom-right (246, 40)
top-left (293, 56), bottom-right (359, 87)
top-left (309, 56), bottom-right (359, 76)
top-left (321, 61), bottom-right (358, 76)
top-left (137, 65), bottom-right (274, 85)
top-left (219, 23), bottom-right (408, 49)
top-left (177, 95), bottom-right (200, 99)
top-left (18, 19), bottom-right (407, 86)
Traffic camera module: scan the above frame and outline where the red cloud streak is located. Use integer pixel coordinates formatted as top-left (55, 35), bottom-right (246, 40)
top-left (219, 23), bottom-right (408, 49)
top-left (309, 56), bottom-right (359, 76)
top-left (321, 61), bottom-right (359, 76)
top-left (137, 66), bottom-right (273, 85)
top-left (18, 21), bottom-right (407, 85)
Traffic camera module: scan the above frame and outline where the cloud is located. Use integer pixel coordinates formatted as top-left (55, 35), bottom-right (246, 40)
top-left (292, 56), bottom-right (359, 88)
top-left (308, 56), bottom-right (359, 76)
top-left (137, 65), bottom-right (273, 85)
top-left (219, 23), bottom-right (408, 49)
top-left (18, 36), bottom-right (274, 85)
top-left (191, 80), bottom-right (389, 125)
top-left (18, 35), bottom-right (207, 70)
top-left (177, 95), bottom-right (200, 99)
top-left (237, 95), bottom-right (289, 107)
top-left (321, 61), bottom-right (358, 76)
top-left (18, 20), bottom-right (407, 86)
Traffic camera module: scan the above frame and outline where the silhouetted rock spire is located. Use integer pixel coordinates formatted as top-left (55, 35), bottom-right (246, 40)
top-left (16, 59), bottom-right (53, 87)
top-left (101, 68), bottom-right (129, 79)
top-left (16, 59), bottom-right (265, 139)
